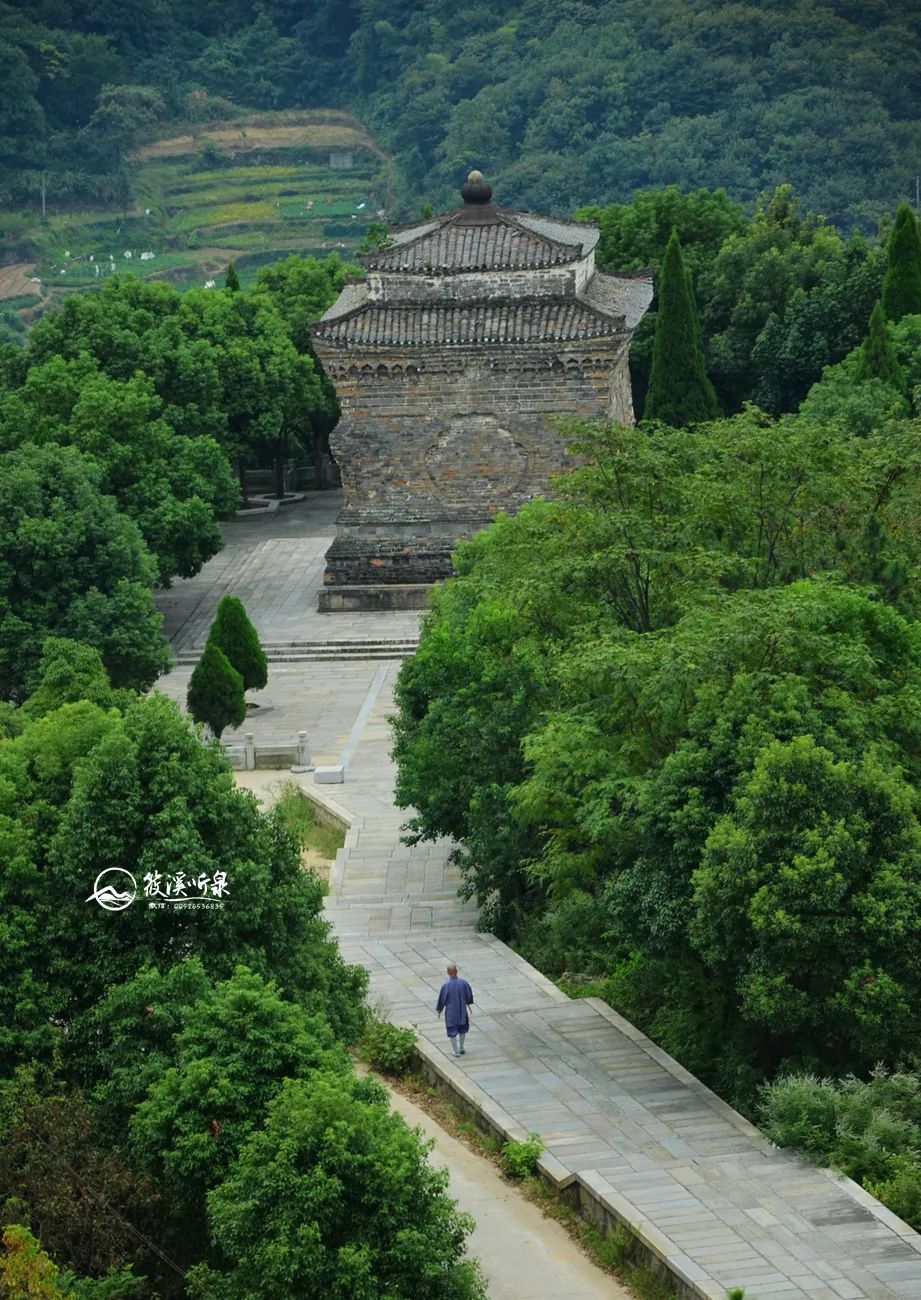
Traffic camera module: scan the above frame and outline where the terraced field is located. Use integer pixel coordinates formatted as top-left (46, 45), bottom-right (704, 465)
top-left (0, 110), bottom-right (392, 328)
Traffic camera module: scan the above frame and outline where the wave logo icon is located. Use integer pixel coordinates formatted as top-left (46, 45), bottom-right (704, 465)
top-left (86, 868), bottom-right (137, 912)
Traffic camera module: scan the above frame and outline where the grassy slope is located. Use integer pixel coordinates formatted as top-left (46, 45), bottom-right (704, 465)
top-left (0, 110), bottom-right (391, 320)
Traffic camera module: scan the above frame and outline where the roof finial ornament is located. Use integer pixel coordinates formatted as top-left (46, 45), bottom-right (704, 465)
top-left (460, 169), bottom-right (493, 205)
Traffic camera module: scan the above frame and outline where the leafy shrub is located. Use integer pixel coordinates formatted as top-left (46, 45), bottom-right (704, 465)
top-left (517, 890), bottom-right (610, 978)
top-left (760, 1070), bottom-right (921, 1228)
top-left (500, 1132), bottom-right (543, 1179)
top-left (361, 1018), bottom-right (417, 1075)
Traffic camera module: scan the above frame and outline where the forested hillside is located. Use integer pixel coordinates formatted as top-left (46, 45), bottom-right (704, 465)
top-left (2, 0), bottom-right (920, 229)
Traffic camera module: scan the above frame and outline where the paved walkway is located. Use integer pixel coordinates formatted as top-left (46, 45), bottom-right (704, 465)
top-left (387, 1086), bottom-right (630, 1300)
top-left (157, 503), bottom-right (921, 1300)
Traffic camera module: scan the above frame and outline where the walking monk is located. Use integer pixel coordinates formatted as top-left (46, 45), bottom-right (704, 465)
top-left (435, 963), bottom-right (474, 1057)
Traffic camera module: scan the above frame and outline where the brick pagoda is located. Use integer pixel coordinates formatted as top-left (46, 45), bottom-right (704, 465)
top-left (311, 170), bottom-right (653, 611)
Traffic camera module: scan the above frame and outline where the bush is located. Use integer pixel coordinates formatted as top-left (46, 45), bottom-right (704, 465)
top-left (500, 1132), bottom-right (543, 1179)
top-left (517, 890), bottom-right (610, 978)
top-left (760, 1069), bottom-right (921, 1228)
top-left (207, 595), bottom-right (268, 691)
top-left (186, 640), bottom-right (245, 738)
top-left (361, 1018), bottom-right (417, 1075)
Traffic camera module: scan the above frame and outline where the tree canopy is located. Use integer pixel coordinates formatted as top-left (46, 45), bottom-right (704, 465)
top-left (0, 442), bottom-right (170, 701)
top-left (393, 407), bottom-right (921, 1107)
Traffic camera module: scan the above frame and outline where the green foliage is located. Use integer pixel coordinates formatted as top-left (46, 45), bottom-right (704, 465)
top-left (357, 220), bottom-right (394, 252)
top-left (207, 595), bottom-right (268, 692)
top-left (0, 1077), bottom-right (155, 1284)
top-left (126, 965), bottom-right (348, 1249)
top-left (361, 1017), bottom-right (417, 1075)
top-left (761, 1070), bottom-right (921, 1229)
top-left (185, 1073), bottom-right (487, 1299)
top-left (500, 1132), bottom-right (544, 1179)
top-left (254, 253), bottom-right (358, 353)
top-left (577, 186), bottom-right (746, 280)
top-left (855, 302), bottom-right (905, 391)
top-left (882, 204), bottom-right (921, 323)
top-left (186, 641), bottom-right (246, 738)
top-left (272, 782), bottom-right (345, 860)
top-left (22, 639), bottom-right (118, 719)
top-left (225, 260), bottom-right (241, 292)
top-left (394, 410), bottom-right (921, 1100)
top-left (0, 442), bottom-right (170, 702)
top-left (644, 231), bottom-right (717, 427)
top-left (0, 692), bottom-right (367, 1069)
top-left (1, 0), bottom-right (919, 240)
top-left (0, 1225), bottom-right (139, 1300)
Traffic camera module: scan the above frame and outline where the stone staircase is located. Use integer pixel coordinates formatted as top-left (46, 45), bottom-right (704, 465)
top-left (173, 637), bottom-right (419, 666)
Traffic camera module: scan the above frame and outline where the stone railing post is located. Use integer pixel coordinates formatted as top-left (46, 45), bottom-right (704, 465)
top-left (245, 732), bottom-right (255, 770)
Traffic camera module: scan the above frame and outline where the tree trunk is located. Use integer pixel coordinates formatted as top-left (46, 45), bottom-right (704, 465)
top-left (274, 436), bottom-right (286, 499)
top-left (314, 428), bottom-right (325, 491)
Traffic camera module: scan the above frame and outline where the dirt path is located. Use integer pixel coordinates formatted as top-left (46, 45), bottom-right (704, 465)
top-left (388, 1087), bottom-right (630, 1300)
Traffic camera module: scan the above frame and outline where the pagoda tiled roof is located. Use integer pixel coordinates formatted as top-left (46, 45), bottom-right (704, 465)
top-left (361, 206), bottom-right (596, 274)
top-left (312, 295), bottom-right (626, 348)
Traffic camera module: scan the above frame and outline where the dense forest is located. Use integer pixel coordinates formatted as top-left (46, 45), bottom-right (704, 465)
top-left (2, 0), bottom-right (921, 228)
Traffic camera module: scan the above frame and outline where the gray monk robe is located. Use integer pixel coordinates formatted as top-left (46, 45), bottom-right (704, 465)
top-left (435, 975), bottom-right (474, 1038)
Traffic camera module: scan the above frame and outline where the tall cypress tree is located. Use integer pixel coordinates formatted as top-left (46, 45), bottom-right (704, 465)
top-left (225, 261), bottom-right (241, 292)
top-left (187, 642), bottom-right (246, 739)
top-left (644, 230), bottom-right (718, 427)
top-left (855, 301), bottom-right (906, 390)
top-left (207, 595), bottom-right (268, 691)
top-left (881, 203), bottom-right (921, 322)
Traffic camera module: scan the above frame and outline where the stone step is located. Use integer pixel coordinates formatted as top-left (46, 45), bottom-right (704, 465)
top-left (173, 640), bottom-right (418, 665)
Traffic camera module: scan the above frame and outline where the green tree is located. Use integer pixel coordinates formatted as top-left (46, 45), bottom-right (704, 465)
top-left (186, 1073), bottom-right (486, 1300)
top-left (0, 354), bottom-right (237, 585)
top-left (855, 301), bottom-right (905, 391)
top-left (207, 596), bottom-right (268, 691)
top-left (0, 1078), bottom-right (154, 1285)
top-left (225, 261), bottom-right (241, 292)
top-left (692, 735), bottom-right (921, 1070)
top-left (0, 443), bottom-right (169, 701)
top-left (253, 254), bottom-right (350, 488)
top-left (128, 966), bottom-right (348, 1252)
top-left (0, 693), bottom-right (367, 1068)
top-left (882, 203), bottom-right (921, 323)
top-left (22, 638), bottom-right (119, 719)
top-left (644, 230), bottom-right (717, 426)
top-left (186, 641), bottom-right (245, 738)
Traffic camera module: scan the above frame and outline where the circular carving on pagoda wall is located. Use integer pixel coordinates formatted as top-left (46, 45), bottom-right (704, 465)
top-left (424, 417), bottom-right (529, 501)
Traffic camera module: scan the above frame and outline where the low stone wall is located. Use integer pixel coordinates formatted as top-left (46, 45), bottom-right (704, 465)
top-left (411, 1039), bottom-right (724, 1300)
top-left (318, 583), bottom-right (432, 612)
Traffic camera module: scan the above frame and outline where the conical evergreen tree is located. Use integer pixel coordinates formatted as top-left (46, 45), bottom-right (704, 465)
top-left (225, 261), bottom-right (241, 292)
top-left (855, 301), bottom-right (905, 390)
top-left (881, 203), bottom-right (921, 322)
top-left (207, 595), bottom-right (268, 691)
top-left (644, 230), bottom-right (718, 427)
top-left (187, 642), bottom-right (245, 738)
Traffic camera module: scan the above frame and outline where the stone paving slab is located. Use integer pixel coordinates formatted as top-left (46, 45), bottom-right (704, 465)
top-left (157, 506), bottom-right (921, 1300)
